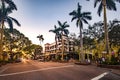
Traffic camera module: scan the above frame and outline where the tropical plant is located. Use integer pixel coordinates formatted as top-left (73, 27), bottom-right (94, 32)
top-left (57, 21), bottom-right (69, 61)
top-left (69, 3), bottom-right (92, 62)
top-left (91, 0), bottom-right (120, 54)
top-left (49, 25), bottom-right (60, 60)
top-left (0, 0), bottom-right (20, 60)
top-left (37, 34), bottom-right (44, 45)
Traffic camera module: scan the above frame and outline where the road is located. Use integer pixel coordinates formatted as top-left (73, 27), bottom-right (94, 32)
top-left (0, 59), bottom-right (120, 80)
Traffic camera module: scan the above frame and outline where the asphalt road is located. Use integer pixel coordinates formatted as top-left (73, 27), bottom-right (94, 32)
top-left (0, 59), bottom-right (120, 80)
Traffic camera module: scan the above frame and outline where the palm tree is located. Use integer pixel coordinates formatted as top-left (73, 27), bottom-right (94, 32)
top-left (49, 25), bottom-right (60, 60)
top-left (37, 34), bottom-right (44, 60)
top-left (90, 0), bottom-right (120, 55)
top-left (57, 21), bottom-right (69, 61)
top-left (37, 34), bottom-right (44, 45)
top-left (0, 0), bottom-right (20, 60)
top-left (69, 3), bottom-right (92, 62)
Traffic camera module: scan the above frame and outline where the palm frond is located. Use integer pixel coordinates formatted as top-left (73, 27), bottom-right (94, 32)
top-left (4, 6), bottom-right (13, 16)
top-left (64, 29), bottom-right (69, 35)
top-left (94, 0), bottom-right (101, 8)
top-left (71, 16), bottom-right (77, 22)
top-left (82, 18), bottom-right (89, 24)
top-left (106, 0), bottom-right (116, 11)
top-left (64, 24), bottom-right (69, 28)
top-left (97, 2), bottom-right (103, 16)
top-left (77, 3), bottom-right (82, 14)
top-left (49, 29), bottom-right (54, 32)
top-left (83, 15), bottom-right (92, 20)
top-left (4, 0), bottom-right (17, 10)
top-left (58, 21), bottom-right (62, 27)
top-left (5, 17), bottom-right (13, 32)
top-left (54, 25), bottom-right (57, 29)
top-left (82, 12), bottom-right (91, 16)
top-left (69, 10), bottom-right (77, 16)
top-left (63, 21), bottom-right (67, 26)
top-left (9, 17), bottom-right (21, 26)
top-left (115, 0), bottom-right (120, 3)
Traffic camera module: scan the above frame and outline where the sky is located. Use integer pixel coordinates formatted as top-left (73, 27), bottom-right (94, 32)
top-left (10, 0), bottom-right (120, 45)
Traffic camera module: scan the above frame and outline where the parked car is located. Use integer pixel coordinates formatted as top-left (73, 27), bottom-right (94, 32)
top-left (15, 58), bottom-right (22, 63)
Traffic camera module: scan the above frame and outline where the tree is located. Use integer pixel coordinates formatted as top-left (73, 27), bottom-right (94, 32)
top-left (0, 0), bottom-right (20, 60)
top-left (3, 28), bottom-right (32, 60)
top-left (69, 3), bottom-right (92, 62)
top-left (37, 34), bottom-right (44, 60)
top-left (37, 34), bottom-right (44, 45)
top-left (92, 0), bottom-right (120, 54)
top-left (108, 19), bottom-right (120, 47)
top-left (49, 25), bottom-right (61, 60)
top-left (57, 21), bottom-right (69, 61)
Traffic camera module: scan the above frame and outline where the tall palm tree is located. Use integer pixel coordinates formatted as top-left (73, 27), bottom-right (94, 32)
top-left (37, 34), bottom-right (44, 46)
top-left (0, 0), bottom-right (20, 59)
top-left (57, 21), bottom-right (69, 61)
top-left (37, 34), bottom-right (44, 60)
top-left (49, 25), bottom-right (60, 60)
top-left (89, 0), bottom-right (120, 54)
top-left (69, 3), bottom-right (92, 62)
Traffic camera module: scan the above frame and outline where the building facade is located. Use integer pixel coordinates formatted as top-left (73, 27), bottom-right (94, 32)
top-left (44, 35), bottom-right (75, 60)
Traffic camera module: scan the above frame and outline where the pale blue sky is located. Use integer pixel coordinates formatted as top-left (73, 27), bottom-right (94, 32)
top-left (10, 0), bottom-right (120, 45)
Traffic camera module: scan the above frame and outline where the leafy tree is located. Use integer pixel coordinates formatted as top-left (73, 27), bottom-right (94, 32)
top-left (3, 28), bottom-right (32, 60)
top-left (108, 19), bottom-right (120, 47)
top-left (69, 3), bottom-right (92, 62)
top-left (23, 44), bottom-right (42, 59)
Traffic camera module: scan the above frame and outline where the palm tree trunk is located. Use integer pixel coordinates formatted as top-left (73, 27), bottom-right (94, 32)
top-left (0, 20), bottom-right (4, 60)
top-left (79, 25), bottom-right (84, 62)
top-left (103, 0), bottom-right (109, 55)
top-left (61, 33), bottom-right (64, 61)
top-left (55, 36), bottom-right (58, 60)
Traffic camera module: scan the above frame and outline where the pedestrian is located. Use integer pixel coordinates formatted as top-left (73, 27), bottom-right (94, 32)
top-left (102, 57), bottom-right (105, 63)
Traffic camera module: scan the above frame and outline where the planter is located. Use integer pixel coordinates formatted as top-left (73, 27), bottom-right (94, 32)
top-left (59, 60), bottom-right (68, 63)
top-left (97, 64), bottom-right (120, 70)
top-left (75, 62), bottom-right (91, 65)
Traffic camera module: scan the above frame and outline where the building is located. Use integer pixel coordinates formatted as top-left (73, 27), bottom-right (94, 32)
top-left (44, 35), bottom-right (75, 60)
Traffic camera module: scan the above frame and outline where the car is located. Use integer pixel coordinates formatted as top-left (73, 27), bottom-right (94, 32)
top-left (38, 58), bottom-right (44, 62)
top-left (15, 58), bottom-right (22, 63)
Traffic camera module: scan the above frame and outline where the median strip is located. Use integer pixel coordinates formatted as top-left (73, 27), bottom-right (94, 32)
top-left (0, 65), bottom-right (74, 77)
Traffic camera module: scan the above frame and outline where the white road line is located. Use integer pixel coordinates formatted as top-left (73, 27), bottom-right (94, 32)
top-left (0, 67), bottom-right (9, 74)
top-left (91, 72), bottom-right (109, 80)
top-left (0, 65), bottom-right (74, 77)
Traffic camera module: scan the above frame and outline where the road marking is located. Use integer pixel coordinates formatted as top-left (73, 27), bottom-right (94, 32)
top-left (0, 67), bottom-right (9, 74)
top-left (0, 65), bottom-right (74, 77)
top-left (91, 72), bottom-right (109, 80)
